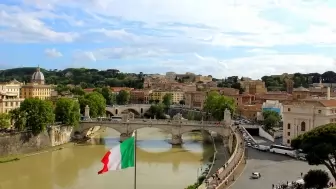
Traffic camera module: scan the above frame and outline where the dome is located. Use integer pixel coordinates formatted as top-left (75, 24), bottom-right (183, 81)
top-left (31, 67), bottom-right (45, 84)
top-left (293, 86), bottom-right (309, 92)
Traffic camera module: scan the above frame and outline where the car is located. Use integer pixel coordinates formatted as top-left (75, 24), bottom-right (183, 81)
top-left (247, 142), bottom-right (252, 147)
top-left (251, 172), bottom-right (261, 179)
top-left (258, 145), bottom-right (270, 152)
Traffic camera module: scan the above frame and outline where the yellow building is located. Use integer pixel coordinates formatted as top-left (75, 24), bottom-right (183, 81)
top-left (195, 75), bottom-right (213, 83)
top-left (0, 79), bottom-right (24, 113)
top-left (150, 90), bottom-right (184, 104)
top-left (20, 67), bottom-right (54, 100)
top-left (240, 80), bottom-right (267, 94)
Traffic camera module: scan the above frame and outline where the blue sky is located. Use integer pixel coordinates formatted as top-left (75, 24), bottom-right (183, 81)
top-left (1, 0), bottom-right (336, 79)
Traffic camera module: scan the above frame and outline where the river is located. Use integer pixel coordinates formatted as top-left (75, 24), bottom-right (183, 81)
top-left (0, 128), bottom-right (214, 189)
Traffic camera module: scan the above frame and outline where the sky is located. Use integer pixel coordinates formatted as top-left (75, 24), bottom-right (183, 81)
top-left (1, 0), bottom-right (336, 79)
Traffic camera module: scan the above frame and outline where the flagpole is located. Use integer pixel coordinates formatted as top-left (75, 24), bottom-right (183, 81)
top-left (134, 130), bottom-right (137, 189)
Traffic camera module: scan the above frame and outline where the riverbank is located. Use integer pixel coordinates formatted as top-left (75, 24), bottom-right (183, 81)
top-left (185, 133), bottom-right (220, 189)
top-left (0, 142), bottom-right (75, 163)
top-left (0, 127), bottom-right (106, 164)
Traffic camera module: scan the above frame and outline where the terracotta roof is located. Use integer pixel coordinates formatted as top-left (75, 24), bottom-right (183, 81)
top-left (319, 100), bottom-right (336, 107)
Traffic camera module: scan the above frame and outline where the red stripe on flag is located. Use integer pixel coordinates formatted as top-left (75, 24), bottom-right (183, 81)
top-left (98, 151), bottom-right (111, 174)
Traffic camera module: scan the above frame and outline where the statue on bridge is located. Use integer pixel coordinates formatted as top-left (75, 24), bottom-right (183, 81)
top-left (128, 112), bottom-right (135, 120)
top-left (224, 109), bottom-right (232, 125)
top-left (173, 113), bottom-right (183, 120)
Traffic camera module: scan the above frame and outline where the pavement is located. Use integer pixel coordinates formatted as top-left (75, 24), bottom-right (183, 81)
top-left (230, 148), bottom-right (331, 189)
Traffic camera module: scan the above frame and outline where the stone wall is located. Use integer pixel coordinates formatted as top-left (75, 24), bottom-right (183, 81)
top-left (0, 125), bottom-right (73, 157)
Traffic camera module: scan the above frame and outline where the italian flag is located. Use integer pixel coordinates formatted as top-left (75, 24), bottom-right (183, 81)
top-left (98, 132), bottom-right (135, 174)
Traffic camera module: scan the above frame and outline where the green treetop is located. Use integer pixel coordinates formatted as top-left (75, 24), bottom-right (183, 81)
top-left (55, 98), bottom-right (81, 127)
top-left (291, 123), bottom-right (336, 180)
top-left (79, 92), bottom-right (106, 118)
top-left (203, 91), bottom-right (236, 121)
top-left (162, 93), bottom-right (173, 108)
top-left (116, 90), bottom-right (130, 105)
top-left (262, 110), bottom-right (281, 131)
top-left (0, 113), bottom-right (11, 129)
top-left (13, 98), bottom-right (55, 135)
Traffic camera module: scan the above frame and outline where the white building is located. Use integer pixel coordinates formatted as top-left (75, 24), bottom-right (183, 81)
top-left (282, 88), bottom-right (336, 146)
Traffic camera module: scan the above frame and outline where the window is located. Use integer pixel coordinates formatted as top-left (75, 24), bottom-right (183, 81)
top-left (288, 108), bottom-right (291, 111)
top-left (318, 110), bottom-right (322, 114)
top-left (287, 132), bottom-right (290, 136)
top-left (301, 122), bottom-right (306, 132)
top-left (287, 139), bottom-right (291, 144)
top-left (287, 123), bottom-right (291, 129)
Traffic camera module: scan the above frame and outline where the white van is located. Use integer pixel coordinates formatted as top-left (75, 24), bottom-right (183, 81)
top-left (258, 145), bottom-right (270, 152)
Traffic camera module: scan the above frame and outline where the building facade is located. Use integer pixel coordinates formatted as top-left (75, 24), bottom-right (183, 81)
top-left (149, 90), bottom-right (184, 104)
top-left (282, 98), bottom-right (336, 146)
top-left (240, 80), bottom-right (267, 94)
top-left (184, 91), bottom-right (206, 109)
top-left (20, 67), bottom-right (53, 100)
top-left (0, 80), bottom-right (25, 113)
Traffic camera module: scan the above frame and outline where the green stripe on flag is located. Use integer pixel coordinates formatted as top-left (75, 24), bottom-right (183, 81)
top-left (120, 136), bottom-right (135, 169)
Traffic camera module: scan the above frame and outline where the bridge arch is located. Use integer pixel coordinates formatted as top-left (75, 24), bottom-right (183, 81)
top-left (120, 108), bottom-right (141, 116)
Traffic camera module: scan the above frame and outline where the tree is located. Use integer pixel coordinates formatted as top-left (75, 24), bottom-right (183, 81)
top-left (262, 110), bottom-right (281, 131)
top-left (203, 91), bottom-right (236, 121)
top-left (55, 98), bottom-right (80, 126)
top-left (0, 113), bottom-right (11, 128)
top-left (116, 90), bottom-right (130, 105)
top-left (145, 104), bottom-right (166, 119)
top-left (70, 86), bottom-right (85, 96)
top-left (162, 93), bottom-right (172, 108)
top-left (95, 87), bottom-right (116, 105)
top-left (9, 108), bottom-right (26, 131)
top-left (19, 98), bottom-right (55, 135)
top-left (303, 169), bottom-right (330, 189)
top-left (179, 100), bottom-right (185, 105)
top-left (79, 92), bottom-right (106, 118)
top-left (291, 123), bottom-right (336, 180)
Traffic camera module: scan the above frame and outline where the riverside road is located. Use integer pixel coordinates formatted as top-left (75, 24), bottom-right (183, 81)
top-left (230, 148), bottom-right (331, 189)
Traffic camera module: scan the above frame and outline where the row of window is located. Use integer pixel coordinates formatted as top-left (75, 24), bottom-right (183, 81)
top-left (287, 108), bottom-right (323, 114)
top-left (287, 121), bottom-right (306, 131)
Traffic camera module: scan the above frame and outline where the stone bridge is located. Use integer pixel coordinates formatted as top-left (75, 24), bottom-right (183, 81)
top-left (105, 104), bottom-right (151, 117)
top-left (78, 119), bottom-right (234, 146)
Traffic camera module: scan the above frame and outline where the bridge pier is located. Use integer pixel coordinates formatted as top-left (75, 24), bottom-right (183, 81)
top-left (169, 134), bottom-right (183, 145)
top-left (120, 133), bottom-right (131, 142)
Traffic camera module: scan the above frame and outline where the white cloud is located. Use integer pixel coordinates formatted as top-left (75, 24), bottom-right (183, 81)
top-left (2, 0), bottom-right (336, 78)
top-left (44, 48), bottom-right (63, 57)
top-left (151, 53), bottom-right (336, 79)
top-left (0, 5), bottom-right (79, 43)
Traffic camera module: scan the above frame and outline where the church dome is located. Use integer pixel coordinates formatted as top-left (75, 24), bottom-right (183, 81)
top-left (31, 67), bottom-right (45, 84)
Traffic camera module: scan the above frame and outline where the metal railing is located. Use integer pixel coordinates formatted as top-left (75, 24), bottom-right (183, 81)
top-left (80, 119), bottom-right (229, 127)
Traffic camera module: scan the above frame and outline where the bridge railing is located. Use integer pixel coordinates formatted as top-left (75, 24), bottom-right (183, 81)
top-left (106, 104), bottom-right (151, 108)
top-left (80, 119), bottom-right (228, 127)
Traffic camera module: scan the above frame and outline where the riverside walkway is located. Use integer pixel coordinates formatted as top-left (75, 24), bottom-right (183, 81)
top-left (198, 127), bottom-right (245, 189)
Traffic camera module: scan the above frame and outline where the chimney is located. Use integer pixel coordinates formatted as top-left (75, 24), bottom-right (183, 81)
top-left (327, 87), bottom-right (331, 100)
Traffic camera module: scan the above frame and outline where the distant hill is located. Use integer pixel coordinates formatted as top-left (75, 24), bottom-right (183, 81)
top-left (0, 67), bottom-right (144, 89)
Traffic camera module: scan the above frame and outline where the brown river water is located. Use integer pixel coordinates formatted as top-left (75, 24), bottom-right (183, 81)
top-left (0, 128), bottom-right (214, 189)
